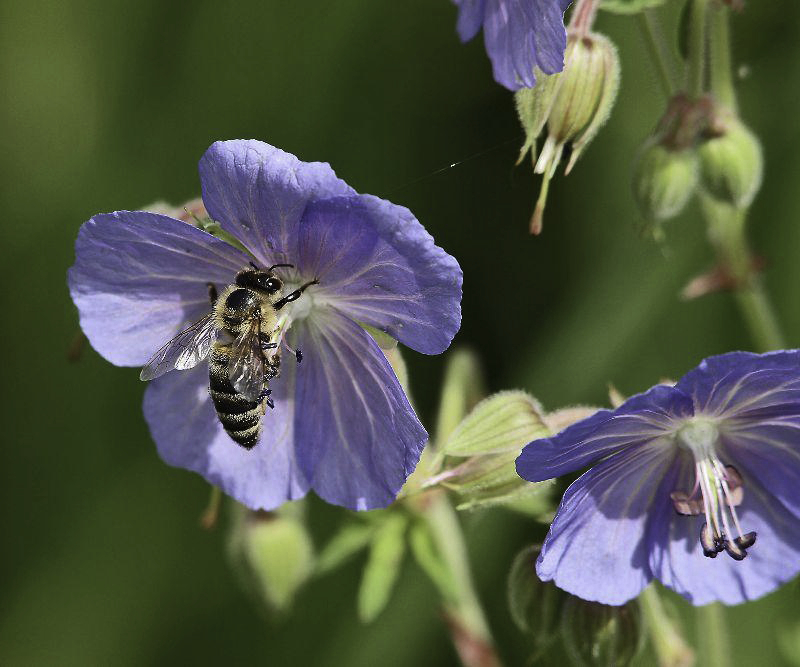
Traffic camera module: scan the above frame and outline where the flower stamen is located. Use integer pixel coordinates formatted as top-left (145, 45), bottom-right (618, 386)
top-left (673, 419), bottom-right (757, 561)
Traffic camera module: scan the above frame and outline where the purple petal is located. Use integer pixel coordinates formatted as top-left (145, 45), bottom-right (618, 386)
top-left (649, 451), bottom-right (800, 605)
top-left (482, 0), bottom-right (569, 90)
top-left (290, 307), bottom-right (427, 510)
top-left (68, 211), bottom-right (250, 366)
top-left (143, 362), bottom-right (311, 510)
top-left (296, 195), bottom-right (462, 355)
top-left (677, 350), bottom-right (800, 420)
top-left (537, 442), bottom-right (675, 605)
top-left (198, 140), bottom-right (355, 267)
top-left (453, 0), bottom-right (486, 41)
top-left (517, 385), bottom-right (693, 482)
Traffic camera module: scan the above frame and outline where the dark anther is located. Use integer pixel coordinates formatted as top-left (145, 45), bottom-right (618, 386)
top-left (734, 532), bottom-right (757, 550)
top-left (295, 349), bottom-right (303, 363)
top-left (670, 491), bottom-right (703, 516)
top-left (724, 540), bottom-right (747, 561)
top-left (266, 398), bottom-right (275, 410)
top-left (260, 341), bottom-right (278, 350)
top-left (700, 523), bottom-right (719, 558)
top-left (258, 388), bottom-right (272, 400)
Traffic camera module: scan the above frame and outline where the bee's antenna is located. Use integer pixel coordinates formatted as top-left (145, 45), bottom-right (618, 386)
top-left (267, 263), bottom-right (295, 272)
top-left (249, 261), bottom-right (259, 270)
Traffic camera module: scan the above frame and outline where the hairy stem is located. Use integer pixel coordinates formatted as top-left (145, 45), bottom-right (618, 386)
top-left (639, 586), bottom-right (695, 667)
top-left (696, 603), bottom-right (731, 667)
top-left (709, 3), bottom-right (737, 111)
top-left (687, 0), bottom-right (709, 99)
top-left (638, 9), bottom-right (677, 98)
top-left (422, 491), bottom-right (502, 667)
top-left (700, 194), bottom-right (786, 351)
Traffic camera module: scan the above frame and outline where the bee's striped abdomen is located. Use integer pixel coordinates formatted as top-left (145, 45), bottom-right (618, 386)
top-left (209, 345), bottom-right (263, 449)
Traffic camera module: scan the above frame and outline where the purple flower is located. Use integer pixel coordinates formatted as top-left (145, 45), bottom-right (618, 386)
top-left (452, 0), bottom-right (571, 90)
top-left (516, 351), bottom-right (800, 605)
top-left (68, 140), bottom-right (462, 511)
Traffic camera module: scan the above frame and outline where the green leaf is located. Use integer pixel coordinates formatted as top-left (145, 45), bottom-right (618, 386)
top-left (315, 523), bottom-right (374, 576)
top-left (442, 390), bottom-right (549, 457)
top-left (600, 0), bottom-right (667, 14)
top-left (357, 513), bottom-right (408, 623)
top-left (408, 520), bottom-right (457, 602)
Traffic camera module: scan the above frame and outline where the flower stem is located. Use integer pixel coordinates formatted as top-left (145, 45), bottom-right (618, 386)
top-left (638, 9), bottom-right (677, 99)
top-left (422, 491), bottom-right (502, 667)
top-left (709, 4), bottom-right (737, 111)
top-left (699, 194), bottom-right (786, 351)
top-left (687, 0), bottom-right (709, 99)
top-left (569, 0), bottom-right (600, 37)
top-left (696, 603), bottom-right (731, 667)
top-left (638, 585), bottom-right (695, 667)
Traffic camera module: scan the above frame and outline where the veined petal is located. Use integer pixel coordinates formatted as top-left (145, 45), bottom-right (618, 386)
top-left (650, 451), bottom-right (800, 605)
top-left (68, 211), bottom-right (250, 366)
top-left (289, 307), bottom-right (427, 510)
top-left (296, 195), bottom-right (462, 355)
top-left (678, 350), bottom-right (800, 420)
top-left (482, 0), bottom-right (569, 90)
top-left (453, 0), bottom-right (486, 41)
top-left (537, 441), bottom-right (675, 605)
top-left (517, 385), bottom-right (692, 482)
top-left (143, 362), bottom-right (310, 511)
top-left (198, 140), bottom-right (355, 267)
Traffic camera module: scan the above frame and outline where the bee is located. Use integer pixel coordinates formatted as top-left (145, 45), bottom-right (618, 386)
top-left (140, 263), bottom-right (318, 449)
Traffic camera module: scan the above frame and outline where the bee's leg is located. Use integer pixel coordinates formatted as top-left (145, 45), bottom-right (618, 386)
top-left (259, 332), bottom-right (278, 351)
top-left (273, 279), bottom-right (320, 310)
top-left (207, 282), bottom-right (218, 306)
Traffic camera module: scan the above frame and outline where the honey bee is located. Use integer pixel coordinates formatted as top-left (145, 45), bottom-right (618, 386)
top-left (140, 263), bottom-right (318, 449)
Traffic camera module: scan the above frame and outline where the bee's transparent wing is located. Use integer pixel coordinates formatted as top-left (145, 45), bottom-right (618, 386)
top-left (139, 313), bottom-right (218, 381)
top-left (228, 321), bottom-right (267, 402)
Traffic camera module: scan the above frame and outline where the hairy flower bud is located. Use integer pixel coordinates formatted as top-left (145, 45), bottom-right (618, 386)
top-left (632, 141), bottom-right (699, 223)
top-left (516, 31), bottom-right (620, 233)
top-left (561, 597), bottom-right (642, 667)
top-left (698, 113), bottom-right (763, 209)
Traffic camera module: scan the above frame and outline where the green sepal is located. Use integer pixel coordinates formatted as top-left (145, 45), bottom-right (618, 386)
top-left (442, 390), bottom-right (548, 457)
top-left (515, 73), bottom-right (561, 164)
top-left (315, 522), bottom-right (375, 576)
top-left (408, 519), bottom-right (458, 601)
top-left (357, 513), bottom-right (408, 623)
top-left (507, 545), bottom-right (564, 656)
top-left (600, 0), bottom-right (667, 14)
top-left (561, 597), bottom-right (643, 667)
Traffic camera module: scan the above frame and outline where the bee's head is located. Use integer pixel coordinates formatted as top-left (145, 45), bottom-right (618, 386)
top-left (235, 263), bottom-right (293, 294)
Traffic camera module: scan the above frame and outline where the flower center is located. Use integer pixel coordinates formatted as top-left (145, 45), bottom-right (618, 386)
top-left (671, 418), bottom-right (757, 561)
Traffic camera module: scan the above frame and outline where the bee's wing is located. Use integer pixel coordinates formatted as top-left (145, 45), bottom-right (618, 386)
top-left (228, 320), bottom-right (267, 402)
top-left (139, 313), bottom-right (218, 381)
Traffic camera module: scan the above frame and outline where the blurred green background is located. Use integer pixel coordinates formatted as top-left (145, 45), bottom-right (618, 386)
top-left (2, 0), bottom-right (799, 664)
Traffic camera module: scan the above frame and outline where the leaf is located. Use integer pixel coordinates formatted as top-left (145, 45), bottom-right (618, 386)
top-left (601, 0), bottom-right (667, 14)
top-left (357, 513), bottom-right (408, 623)
top-left (315, 523), bottom-right (374, 576)
top-left (408, 520), bottom-right (457, 602)
top-left (442, 390), bottom-right (549, 457)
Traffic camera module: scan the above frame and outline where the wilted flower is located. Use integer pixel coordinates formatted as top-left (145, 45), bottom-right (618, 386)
top-left (516, 351), bottom-right (800, 605)
top-left (451, 0), bottom-right (571, 90)
top-left (69, 140), bottom-right (462, 511)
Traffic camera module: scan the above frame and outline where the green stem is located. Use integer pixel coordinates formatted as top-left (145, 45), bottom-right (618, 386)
top-left (696, 603), bottom-right (731, 667)
top-left (422, 491), bottom-right (502, 667)
top-left (699, 194), bottom-right (786, 351)
top-left (687, 0), bottom-right (709, 99)
top-left (709, 4), bottom-right (737, 111)
top-left (639, 586), bottom-right (694, 667)
top-left (638, 9), bottom-right (677, 99)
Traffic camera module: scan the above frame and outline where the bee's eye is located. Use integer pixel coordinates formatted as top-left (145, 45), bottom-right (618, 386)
top-left (260, 277), bottom-right (281, 293)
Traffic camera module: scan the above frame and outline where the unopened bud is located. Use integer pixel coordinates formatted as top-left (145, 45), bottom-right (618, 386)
top-left (698, 113), bottom-right (763, 209)
top-left (561, 597), bottom-right (642, 667)
top-left (633, 141), bottom-right (699, 223)
top-left (516, 31), bottom-right (620, 233)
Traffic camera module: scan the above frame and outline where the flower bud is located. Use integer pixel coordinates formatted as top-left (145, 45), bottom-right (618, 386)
top-left (632, 140), bottom-right (699, 223)
top-left (516, 31), bottom-right (620, 233)
top-left (228, 503), bottom-right (314, 612)
top-left (698, 113), bottom-right (763, 209)
top-left (561, 597), bottom-right (642, 667)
